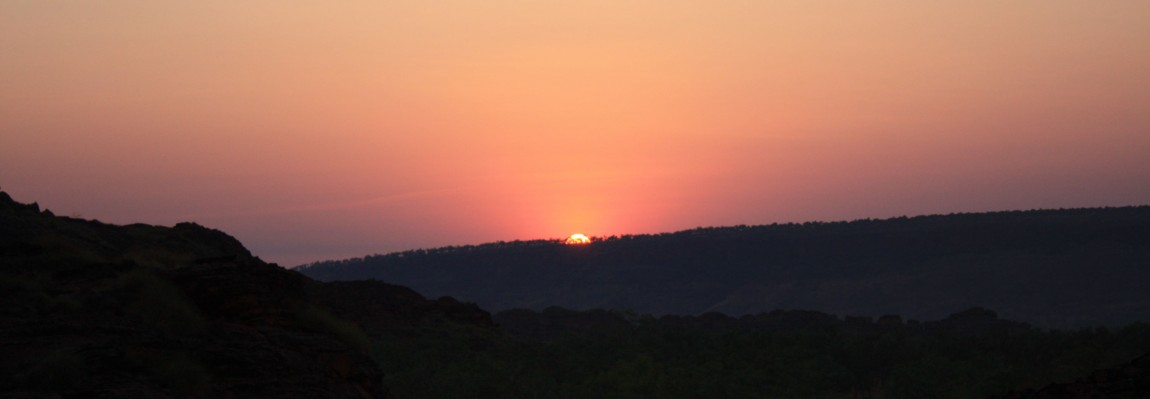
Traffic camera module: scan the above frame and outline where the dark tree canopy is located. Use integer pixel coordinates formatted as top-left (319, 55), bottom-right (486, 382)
top-left (300, 206), bottom-right (1150, 328)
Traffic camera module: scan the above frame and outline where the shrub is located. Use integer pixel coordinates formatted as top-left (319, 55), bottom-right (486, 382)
top-left (150, 352), bottom-right (211, 396)
top-left (25, 350), bottom-right (89, 390)
top-left (99, 268), bottom-right (206, 334)
top-left (295, 305), bottom-right (373, 353)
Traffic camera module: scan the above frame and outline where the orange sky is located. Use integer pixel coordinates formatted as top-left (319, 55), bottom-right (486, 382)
top-left (3, 1), bottom-right (1149, 266)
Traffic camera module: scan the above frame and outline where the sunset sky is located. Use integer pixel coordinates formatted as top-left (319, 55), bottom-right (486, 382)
top-left (3, 2), bottom-right (1149, 266)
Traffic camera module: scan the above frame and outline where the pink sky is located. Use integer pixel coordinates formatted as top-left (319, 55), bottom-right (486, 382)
top-left (3, 2), bottom-right (1149, 266)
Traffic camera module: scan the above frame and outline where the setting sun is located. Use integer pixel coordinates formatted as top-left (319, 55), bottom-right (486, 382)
top-left (565, 233), bottom-right (591, 245)
top-left (2, 1), bottom-right (1148, 266)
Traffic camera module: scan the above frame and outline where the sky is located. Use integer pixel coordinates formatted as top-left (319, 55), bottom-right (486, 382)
top-left (2, 1), bottom-right (1149, 266)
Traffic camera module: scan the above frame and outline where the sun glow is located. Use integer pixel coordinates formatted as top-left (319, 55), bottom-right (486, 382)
top-left (565, 233), bottom-right (591, 245)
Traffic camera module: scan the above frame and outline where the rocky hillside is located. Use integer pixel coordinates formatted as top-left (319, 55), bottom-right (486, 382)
top-left (0, 191), bottom-right (491, 398)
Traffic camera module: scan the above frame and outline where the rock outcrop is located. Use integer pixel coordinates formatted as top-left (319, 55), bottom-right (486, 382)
top-left (309, 280), bottom-right (495, 336)
top-left (0, 191), bottom-right (386, 398)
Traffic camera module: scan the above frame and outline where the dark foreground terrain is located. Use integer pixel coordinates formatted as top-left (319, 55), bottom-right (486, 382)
top-left (3, 191), bottom-right (1149, 398)
top-left (0, 192), bottom-right (490, 398)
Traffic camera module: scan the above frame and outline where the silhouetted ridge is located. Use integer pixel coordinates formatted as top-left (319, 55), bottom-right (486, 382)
top-left (0, 191), bottom-right (494, 398)
top-left (300, 206), bottom-right (1150, 328)
top-left (308, 279), bottom-right (495, 335)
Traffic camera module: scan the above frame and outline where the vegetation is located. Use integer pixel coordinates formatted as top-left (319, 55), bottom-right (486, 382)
top-left (295, 304), bottom-right (374, 353)
top-left (96, 267), bottom-right (207, 334)
top-left (300, 206), bottom-right (1150, 328)
top-left (148, 352), bottom-right (211, 396)
top-left (371, 307), bottom-right (1150, 399)
top-left (24, 350), bottom-right (90, 391)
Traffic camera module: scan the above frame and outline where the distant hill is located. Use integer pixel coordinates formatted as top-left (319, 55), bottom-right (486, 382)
top-left (299, 207), bottom-right (1150, 328)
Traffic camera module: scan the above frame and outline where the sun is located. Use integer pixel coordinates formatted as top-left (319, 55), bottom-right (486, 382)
top-left (564, 233), bottom-right (591, 245)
